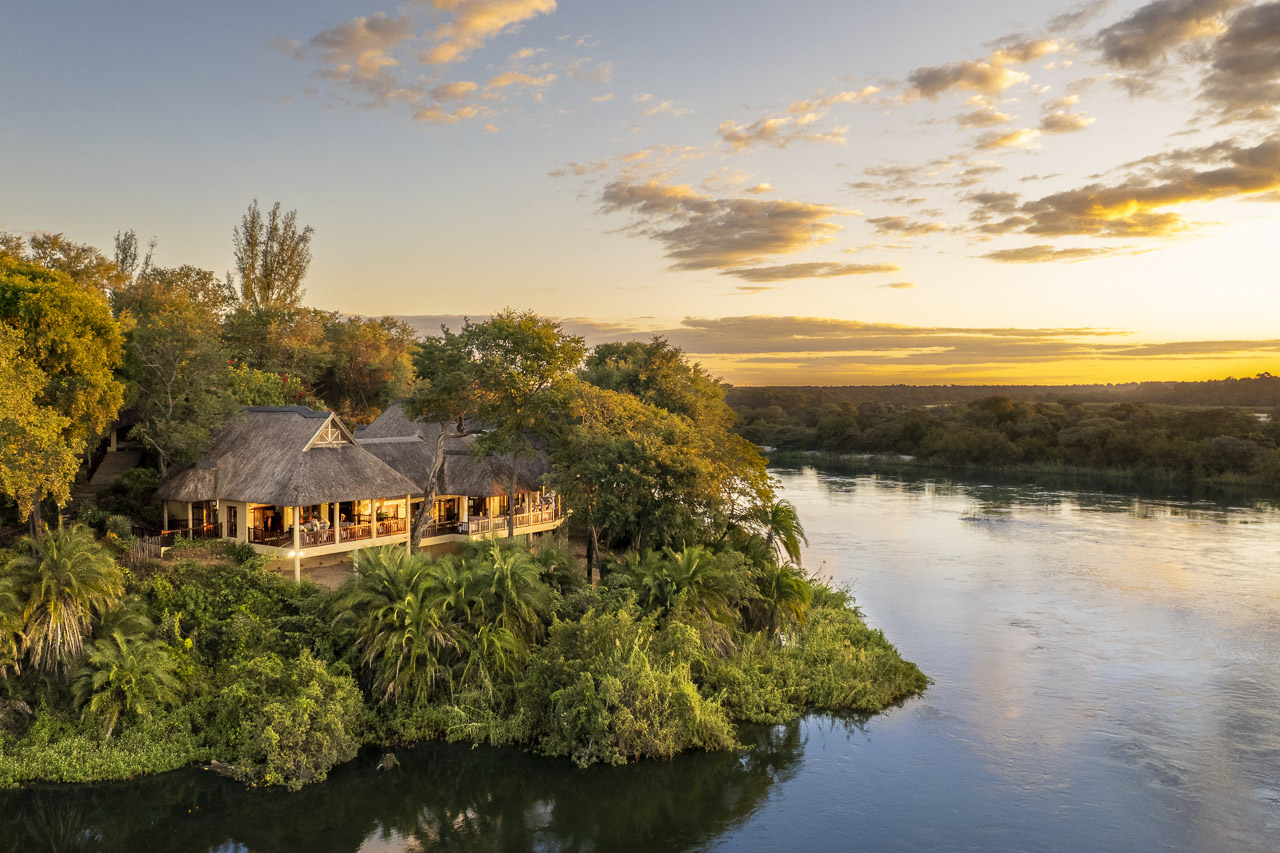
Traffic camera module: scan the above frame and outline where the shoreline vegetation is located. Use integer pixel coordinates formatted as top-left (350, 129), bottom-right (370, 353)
top-left (0, 535), bottom-right (927, 790)
top-left (1, 217), bottom-right (926, 791)
top-left (733, 391), bottom-right (1280, 494)
top-left (766, 450), bottom-right (1280, 500)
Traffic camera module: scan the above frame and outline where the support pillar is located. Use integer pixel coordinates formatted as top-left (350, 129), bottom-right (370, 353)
top-left (162, 502), bottom-right (169, 530)
top-left (293, 505), bottom-right (302, 583)
top-left (405, 494), bottom-right (412, 556)
top-left (370, 498), bottom-right (379, 544)
top-left (187, 501), bottom-right (193, 537)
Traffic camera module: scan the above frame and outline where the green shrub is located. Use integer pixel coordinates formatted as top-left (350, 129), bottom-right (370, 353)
top-left (98, 468), bottom-right (162, 527)
top-left (518, 607), bottom-right (737, 767)
top-left (0, 709), bottom-right (206, 787)
top-left (104, 514), bottom-right (134, 538)
top-left (208, 650), bottom-right (367, 790)
top-left (703, 606), bottom-right (928, 724)
top-left (75, 503), bottom-right (108, 532)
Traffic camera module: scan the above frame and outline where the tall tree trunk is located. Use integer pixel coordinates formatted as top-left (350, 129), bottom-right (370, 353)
top-left (506, 455), bottom-right (517, 539)
top-left (588, 524), bottom-right (601, 583)
top-left (27, 492), bottom-right (43, 538)
top-left (410, 423), bottom-right (452, 543)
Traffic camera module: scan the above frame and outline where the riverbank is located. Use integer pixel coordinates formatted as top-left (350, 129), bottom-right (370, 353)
top-left (0, 535), bottom-right (926, 790)
top-left (765, 450), bottom-right (1280, 504)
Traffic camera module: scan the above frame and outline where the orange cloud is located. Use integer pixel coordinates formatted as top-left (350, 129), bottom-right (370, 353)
top-left (600, 180), bottom-right (847, 271)
top-left (421, 0), bottom-right (558, 65)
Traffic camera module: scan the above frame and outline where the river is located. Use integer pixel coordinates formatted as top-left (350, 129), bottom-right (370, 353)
top-left (3, 466), bottom-right (1278, 852)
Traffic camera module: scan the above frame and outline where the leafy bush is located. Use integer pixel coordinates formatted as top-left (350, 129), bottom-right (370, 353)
top-left (72, 631), bottom-right (183, 739)
top-left (703, 606), bottom-right (928, 724)
top-left (518, 607), bottom-right (737, 767)
top-left (98, 468), bottom-right (162, 527)
top-left (141, 557), bottom-right (336, 665)
top-left (208, 650), bottom-right (367, 790)
top-left (0, 709), bottom-right (206, 787)
top-left (104, 514), bottom-right (134, 538)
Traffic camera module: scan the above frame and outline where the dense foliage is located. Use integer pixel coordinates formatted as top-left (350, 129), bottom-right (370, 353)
top-left (0, 255), bottom-right (125, 529)
top-left (728, 374), bottom-right (1280, 412)
top-left (0, 530), bottom-right (926, 788)
top-left (736, 394), bottom-right (1280, 486)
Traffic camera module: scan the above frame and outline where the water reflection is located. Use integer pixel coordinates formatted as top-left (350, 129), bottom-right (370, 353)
top-left (774, 456), bottom-right (1280, 516)
top-left (5, 465), bottom-right (1279, 852)
top-left (0, 724), bottom-right (807, 853)
top-left (775, 464), bottom-right (1280, 853)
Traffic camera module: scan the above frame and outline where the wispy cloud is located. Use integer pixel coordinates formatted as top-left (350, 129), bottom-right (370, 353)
top-left (976, 133), bottom-right (1280, 237)
top-left (723, 262), bottom-right (901, 283)
top-left (1093, 0), bottom-right (1243, 69)
top-left (599, 179), bottom-right (848, 271)
top-left (420, 0), bottom-right (558, 65)
top-left (717, 116), bottom-right (846, 151)
top-left (981, 244), bottom-right (1120, 262)
top-left (867, 215), bottom-right (948, 236)
top-left (906, 38), bottom-right (1060, 99)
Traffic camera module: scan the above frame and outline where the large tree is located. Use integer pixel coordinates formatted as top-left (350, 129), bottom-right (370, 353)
top-left (580, 337), bottom-right (773, 543)
top-left (403, 327), bottom-right (487, 541)
top-left (317, 315), bottom-right (416, 424)
top-left (581, 337), bottom-right (736, 431)
top-left (0, 326), bottom-right (78, 525)
top-left (1, 231), bottom-right (128, 295)
top-left (545, 381), bottom-right (717, 565)
top-left (233, 199), bottom-right (314, 311)
top-left (404, 311), bottom-right (585, 541)
top-left (221, 305), bottom-right (331, 384)
top-left (113, 264), bottom-right (240, 477)
top-left (462, 311), bottom-right (587, 538)
top-left (0, 257), bottom-right (125, 531)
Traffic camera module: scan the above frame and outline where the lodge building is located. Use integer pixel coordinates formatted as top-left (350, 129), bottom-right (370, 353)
top-left (152, 404), bottom-right (566, 580)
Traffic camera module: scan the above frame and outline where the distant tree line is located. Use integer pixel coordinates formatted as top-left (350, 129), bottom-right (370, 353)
top-left (728, 374), bottom-right (1280, 412)
top-left (735, 393), bottom-right (1280, 486)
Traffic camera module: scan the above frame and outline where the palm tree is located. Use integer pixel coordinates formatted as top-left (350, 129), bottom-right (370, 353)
top-left (469, 542), bottom-right (553, 643)
top-left (1, 525), bottom-right (123, 674)
top-left (753, 499), bottom-right (808, 566)
top-left (338, 546), bottom-right (464, 704)
top-left (72, 629), bottom-right (182, 738)
top-left (0, 585), bottom-right (21, 680)
top-left (746, 563), bottom-right (812, 643)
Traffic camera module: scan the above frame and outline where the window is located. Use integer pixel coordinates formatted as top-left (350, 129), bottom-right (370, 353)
top-left (313, 422), bottom-right (348, 446)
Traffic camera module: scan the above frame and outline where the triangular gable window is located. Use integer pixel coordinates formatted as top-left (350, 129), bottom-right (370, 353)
top-left (310, 417), bottom-right (354, 448)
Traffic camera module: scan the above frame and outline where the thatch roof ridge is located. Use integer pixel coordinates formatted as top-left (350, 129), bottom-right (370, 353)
top-left (156, 408), bottom-right (422, 505)
top-left (356, 403), bottom-right (549, 497)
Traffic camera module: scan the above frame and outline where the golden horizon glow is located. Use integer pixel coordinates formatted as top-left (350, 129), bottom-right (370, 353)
top-left (4, 0), bottom-right (1279, 385)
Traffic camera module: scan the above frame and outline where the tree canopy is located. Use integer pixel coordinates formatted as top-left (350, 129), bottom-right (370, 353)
top-left (113, 264), bottom-right (239, 477)
top-left (0, 257), bottom-right (125, 527)
top-left (232, 200), bottom-right (314, 312)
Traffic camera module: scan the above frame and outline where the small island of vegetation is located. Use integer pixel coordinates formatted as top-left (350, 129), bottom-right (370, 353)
top-left (0, 211), bottom-right (926, 790)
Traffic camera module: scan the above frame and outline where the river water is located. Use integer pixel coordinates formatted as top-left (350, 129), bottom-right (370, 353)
top-left (3, 466), bottom-right (1278, 852)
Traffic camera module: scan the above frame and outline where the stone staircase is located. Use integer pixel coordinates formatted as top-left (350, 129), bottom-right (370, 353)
top-left (68, 448), bottom-right (144, 513)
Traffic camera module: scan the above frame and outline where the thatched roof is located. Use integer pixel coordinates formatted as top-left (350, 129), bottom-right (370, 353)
top-left (155, 407), bottom-right (422, 506)
top-left (358, 403), bottom-right (550, 497)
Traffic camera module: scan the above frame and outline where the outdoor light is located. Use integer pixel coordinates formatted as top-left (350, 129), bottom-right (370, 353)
top-left (288, 550), bottom-right (296, 557)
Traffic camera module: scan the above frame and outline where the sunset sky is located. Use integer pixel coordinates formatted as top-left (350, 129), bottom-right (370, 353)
top-left (3, 0), bottom-right (1279, 385)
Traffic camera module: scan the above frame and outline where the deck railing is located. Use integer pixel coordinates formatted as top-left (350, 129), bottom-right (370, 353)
top-left (248, 527), bottom-right (290, 548)
top-left (377, 518), bottom-right (407, 536)
top-left (341, 523), bottom-right (372, 542)
top-left (133, 522), bottom-right (222, 549)
top-left (452, 507), bottom-right (564, 536)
